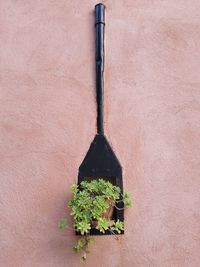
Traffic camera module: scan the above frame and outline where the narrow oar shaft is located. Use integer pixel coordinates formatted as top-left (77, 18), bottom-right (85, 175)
top-left (95, 3), bottom-right (105, 135)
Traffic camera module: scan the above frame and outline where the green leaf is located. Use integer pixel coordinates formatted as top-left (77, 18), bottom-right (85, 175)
top-left (71, 184), bottom-right (78, 195)
top-left (112, 219), bottom-right (124, 234)
top-left (91, 206), bottom-right (102, 219)
top-left (124, 192), bottom-right (132, 208)
top-left (75, 221), bottom-right (91, 235)
top-left (73, 237), bottom-right (87, 253)
top-left (58, 218), bottom-right (68, 229)
top-left (81, 253), bottom-right (87, 262)
top-left (73, 245), bottom-right (79, 253)
top-left (87, 237), bottom-right (94, 244)
top-left (96, 217), bottom-right (109, 233)
top-left (93, 196), bottom-right (108, 212)
top-left (71, 206), bottom-right (83, 220)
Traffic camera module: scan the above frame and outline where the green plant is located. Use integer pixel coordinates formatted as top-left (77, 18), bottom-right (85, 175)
top-left (58, 179), bottom-right (132, 262)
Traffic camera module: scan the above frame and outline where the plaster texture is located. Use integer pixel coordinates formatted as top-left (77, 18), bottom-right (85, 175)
top-left (1, 1), bottom-right (200, 266)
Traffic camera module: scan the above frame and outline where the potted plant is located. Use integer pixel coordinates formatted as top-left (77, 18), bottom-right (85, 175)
top-left (58, 179), bottom-right (132, 262)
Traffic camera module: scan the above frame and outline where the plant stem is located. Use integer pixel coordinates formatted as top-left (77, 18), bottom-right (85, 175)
top-left (108, 227), bottom-right (119, 240)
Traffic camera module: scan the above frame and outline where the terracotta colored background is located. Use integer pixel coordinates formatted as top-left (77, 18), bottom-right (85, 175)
top-left (1, 1), bottom-right (200, 266)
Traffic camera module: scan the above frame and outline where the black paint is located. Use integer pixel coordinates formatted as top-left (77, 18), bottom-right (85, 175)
top-left (95, 3), bottom-right (105, 135)
top-left (77, 4), bottom-right (124, 235)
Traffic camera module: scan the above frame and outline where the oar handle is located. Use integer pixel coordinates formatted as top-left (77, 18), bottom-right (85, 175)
top-left (95, 3), bottom-right (105, 135)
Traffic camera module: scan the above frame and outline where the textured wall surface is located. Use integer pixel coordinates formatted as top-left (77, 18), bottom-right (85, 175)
top-left (1, 1), bottom-right (200, 266)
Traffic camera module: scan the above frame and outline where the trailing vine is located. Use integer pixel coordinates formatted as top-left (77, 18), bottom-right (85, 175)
top-left (58, 179), bottom-right (132, 262)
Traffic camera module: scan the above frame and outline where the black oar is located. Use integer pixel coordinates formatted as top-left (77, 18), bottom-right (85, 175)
top-left (78, 3), bottom-right (124, 235)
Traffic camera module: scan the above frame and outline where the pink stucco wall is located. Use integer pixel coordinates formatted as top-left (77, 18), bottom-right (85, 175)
top-left (1, 1), bottom-right (200, 266)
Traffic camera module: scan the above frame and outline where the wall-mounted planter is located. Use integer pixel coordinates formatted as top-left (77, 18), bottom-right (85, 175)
top-left (59, 3), bottom-right (132, 262)
top-left (77, 4), bottom-right (124, 235)
top-left (78, 134), bottom-right (124, 235)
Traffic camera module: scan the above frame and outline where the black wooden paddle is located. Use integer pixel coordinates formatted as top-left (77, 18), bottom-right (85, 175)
top-left (78, 3), bottom-right (124, 235)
